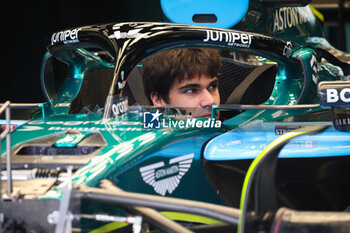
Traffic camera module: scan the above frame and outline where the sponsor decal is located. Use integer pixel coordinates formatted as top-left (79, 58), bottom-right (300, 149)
top-left (273, 7), bottom-right (314, 31)
top-left (17, 125), bottom-right (143, 132)
top-left (143, 111), bottom-right (222, 129)
top-left (111, 98), bottom-right (128, 116)
top-left (203, 30), bottom-right (253, 48)
top-left (109, 29), bottom-right (149, 39)
top-left (275, 125), bottom-right (304, 135)
top-left (307, 37), bottom-right (331, 47)
top-left (17, 125), bottom-right (45, 131)
top-left (46, 126), bottom-right (142, 132)
top-left (310, 55), bottom-right (318, 84)
top-left (334, 116), bottom-right (350, 127)
top-left (139, 153), bottom-right (194, 196)
top-left (1, 124), bottom-right (17, 131)
top-left (326, 88), bottom-right (350, 104)
top-left (51, 28), bottom-right (82, 45)
top-left (54, 103), bottom-right (71, 107)
top-left (118, 71), bottom-right (126, 90)
top-left (21, 119), bottom-right (142, 131)
top-left (290, 140), bottom-right (317, 148)
top-left (0, 120), bottom-right (27, 132)
top-left (318, 81), bottom-right (350, 108)
top-left (282, 41), bottom-right (293, 57)
top-left (27, 119), bottom-right (141, 126)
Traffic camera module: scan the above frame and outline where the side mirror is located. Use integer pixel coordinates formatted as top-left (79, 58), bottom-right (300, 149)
top-left (318, 81), bottom-right (350, 132)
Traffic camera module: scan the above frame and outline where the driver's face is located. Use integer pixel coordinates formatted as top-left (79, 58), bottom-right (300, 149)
top-left (152, 74), bottom-right (220, 118)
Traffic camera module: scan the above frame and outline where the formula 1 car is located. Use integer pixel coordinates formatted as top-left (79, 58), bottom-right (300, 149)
top-left (1, 1), bottom-right (350, 232)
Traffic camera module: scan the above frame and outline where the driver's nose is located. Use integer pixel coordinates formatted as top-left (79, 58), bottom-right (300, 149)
top-left (199, 89), bottom-right (215, 107)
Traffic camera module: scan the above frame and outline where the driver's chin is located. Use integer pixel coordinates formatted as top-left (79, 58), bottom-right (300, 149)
top-left (198, 113), bottom-right (212, 118)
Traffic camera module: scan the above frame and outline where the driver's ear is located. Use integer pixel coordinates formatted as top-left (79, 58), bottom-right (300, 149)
top-left (150, 92), bottom-right (167, 106)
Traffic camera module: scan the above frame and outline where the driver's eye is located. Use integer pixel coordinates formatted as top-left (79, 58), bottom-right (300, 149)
top-left (208, 83), bottom-right (218, 92)
top-left (183, 88), bottom-right (199, 94)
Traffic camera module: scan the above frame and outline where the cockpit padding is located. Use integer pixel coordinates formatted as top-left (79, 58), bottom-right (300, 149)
top-left (69, 68), bottom-right (114, 114)
top-left (69, 58), bottom-right (277, 114)
top-left (218, 58), bottom-right (276, 105)
top-left (69, 67), bottom-right (145, 114)
top-left (218, 57), bottom-right (256, 104)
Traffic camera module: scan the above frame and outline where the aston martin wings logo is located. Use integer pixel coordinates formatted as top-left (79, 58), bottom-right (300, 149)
top-left (139, 153), bottom-right (194, 196)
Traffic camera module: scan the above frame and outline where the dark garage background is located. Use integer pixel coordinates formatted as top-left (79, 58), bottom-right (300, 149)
top-left (2, 0), bottom-right (164, 104)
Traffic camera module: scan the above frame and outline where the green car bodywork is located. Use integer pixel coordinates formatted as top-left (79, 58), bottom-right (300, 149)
top-left (1, 2), bottom-right (349, 232)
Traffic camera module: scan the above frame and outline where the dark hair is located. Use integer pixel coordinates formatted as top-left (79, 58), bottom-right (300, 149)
top-left (142, 48), bottom-right (221, 104)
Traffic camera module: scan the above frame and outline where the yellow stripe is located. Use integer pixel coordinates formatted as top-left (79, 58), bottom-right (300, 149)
top-left (161, 211), bottom-right (222, 224)
top-left (88, 222), bottom-right (128, 233)
top-left (309, 5), bottom-right (324, 22)
top-left (238, 125), bottom-right (326, 233)
top-left (88, 211), bottom-right (221, 233)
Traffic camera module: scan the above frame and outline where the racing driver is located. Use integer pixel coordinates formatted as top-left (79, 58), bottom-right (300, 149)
top-left (142, 48), bottom-right (221, 118)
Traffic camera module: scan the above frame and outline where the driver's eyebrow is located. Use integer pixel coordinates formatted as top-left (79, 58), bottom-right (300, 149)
top-left (178, 78), bottom-right (219, 91)
top-left (179, 83), bottom-right (201, 91)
